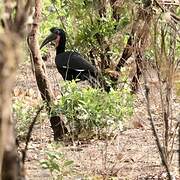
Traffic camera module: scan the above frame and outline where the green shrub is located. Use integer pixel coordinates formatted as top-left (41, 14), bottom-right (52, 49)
top-left (40, 144), bottom-right (74, 180)
top-left (51, 81), bottom-right (133, 138)
top-left (40, 0), bottom-right (132, 65)
top-left (13, 98), bottom-right (39, 139)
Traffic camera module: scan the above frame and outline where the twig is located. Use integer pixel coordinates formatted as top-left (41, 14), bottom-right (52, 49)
top-left (22, 105), bottom-right (44, 164)
top-left (51, 1), bottom-right (74, 50)
top-left (142, 69), bottom-right (172, 180)
top-left (169, 121), bottom-right (180, 163)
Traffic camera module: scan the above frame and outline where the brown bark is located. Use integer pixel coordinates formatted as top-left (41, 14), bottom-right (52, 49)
top-left (93, 0), bottom-right (111, 70)
top-left (115, 8), bottom-right (144, 71)
top-left (27, 0), bottom-right (68, 141)
top-left (0, 34), bottom-right (21, 180)
top-left (132, 8), bottom-right (153, 92)
top-left (95, 33), bottom-right (111, 70)
top-left (109, 0), bottom-right (120, 22)
top-left (27, 0), bottom-right (54, 104)
top-left (115, 5), bottom-right (153, 92)
top-left (0, 1), bottom-right (33, 179)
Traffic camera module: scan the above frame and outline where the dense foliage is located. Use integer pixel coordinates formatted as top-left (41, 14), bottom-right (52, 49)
top-left (51, 81), bottom-right (133, 138)
top-left (40, 0), bottom-right (134, 69)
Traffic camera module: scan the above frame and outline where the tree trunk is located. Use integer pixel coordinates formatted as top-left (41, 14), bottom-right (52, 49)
top-left (0, 1), bottom-right (37, 179)
top-left (0, 34), bottom-right (21, 180)
top-left (27, 0), bottom-right (68, 140)
top-left (27, 0), bottom-right (54, 104)
top-left (115, 4), bottom-right (153, 92)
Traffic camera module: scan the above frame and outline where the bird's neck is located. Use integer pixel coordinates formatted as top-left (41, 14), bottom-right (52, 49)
top-left (56, 44), bottom-right (65, 55)
top-left (56, 36), bottom-right (66, 55)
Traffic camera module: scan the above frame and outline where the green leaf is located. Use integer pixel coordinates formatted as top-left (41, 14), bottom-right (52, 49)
top-left (64, 160), bottom-right (74, 167)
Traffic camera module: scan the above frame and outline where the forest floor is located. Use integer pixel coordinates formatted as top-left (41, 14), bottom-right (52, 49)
top-left (14, 58), bottom-right (179, 180)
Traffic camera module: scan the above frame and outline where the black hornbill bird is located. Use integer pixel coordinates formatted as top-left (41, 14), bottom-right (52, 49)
top-left (40, 27), bottom-right (104, 89)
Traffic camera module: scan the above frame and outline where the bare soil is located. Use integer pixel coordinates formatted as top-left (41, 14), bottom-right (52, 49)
top-left (14, 59), bottom-right (179, 180)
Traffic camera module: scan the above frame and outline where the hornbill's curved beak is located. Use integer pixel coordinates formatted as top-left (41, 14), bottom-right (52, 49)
top-left (40, 33), bottom-right (57, 49)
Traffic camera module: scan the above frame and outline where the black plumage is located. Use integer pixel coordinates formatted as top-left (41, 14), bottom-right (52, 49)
top-left (40, 28), bottom-right (98, 85)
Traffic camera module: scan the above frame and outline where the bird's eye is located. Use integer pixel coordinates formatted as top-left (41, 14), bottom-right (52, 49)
top-left (54, 29), bottom-right (60, 35)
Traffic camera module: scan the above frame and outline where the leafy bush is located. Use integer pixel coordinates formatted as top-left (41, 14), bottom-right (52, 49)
top-left (51, 81), bottom-right (133, 138)
top-left (40, 145), bottom-right (74, 179)
top-left (40, 0), bottom-right (132, 66)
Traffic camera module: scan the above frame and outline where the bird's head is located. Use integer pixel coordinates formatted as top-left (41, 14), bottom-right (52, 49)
top-left (40, 27), bottom-right (66, 49)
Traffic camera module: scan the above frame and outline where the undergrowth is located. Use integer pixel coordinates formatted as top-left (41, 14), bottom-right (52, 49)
top-left (13, 97), bottom-right (41, 140)
top-left (51, 81), bottom-right (134, 139)
top-left (40, 144), bottom-right (74, 180)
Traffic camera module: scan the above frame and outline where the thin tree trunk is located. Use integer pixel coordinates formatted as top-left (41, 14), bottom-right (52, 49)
top-left (0, 33), bottom-right (21, 180)
top-left (115, 4), bottom-right (153, 92)
top-left (109, 0), bottom-right (120, 22)
top-left (27, 0), bottom-right (54, 104)
top-left (95, 0), bottom-right (111, 70)
top-left (27, 0), bottom-right (68, 140)
top-left (132, 7), bottom-right (152, 92)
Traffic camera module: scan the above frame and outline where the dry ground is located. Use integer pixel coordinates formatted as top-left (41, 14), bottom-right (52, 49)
top-left (14, 59), bottom-right (180, 180)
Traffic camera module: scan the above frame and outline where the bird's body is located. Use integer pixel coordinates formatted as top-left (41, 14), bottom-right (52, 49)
top-left (41, 28), bottom-right (98, 85)
top-left (55, 51), bottom-right (97, 81)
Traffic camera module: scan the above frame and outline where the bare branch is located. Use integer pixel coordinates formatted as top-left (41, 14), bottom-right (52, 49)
top-left (22, 106), bottom-right (44, 164)
top-left (142, 67), bottom-right (173, 180)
